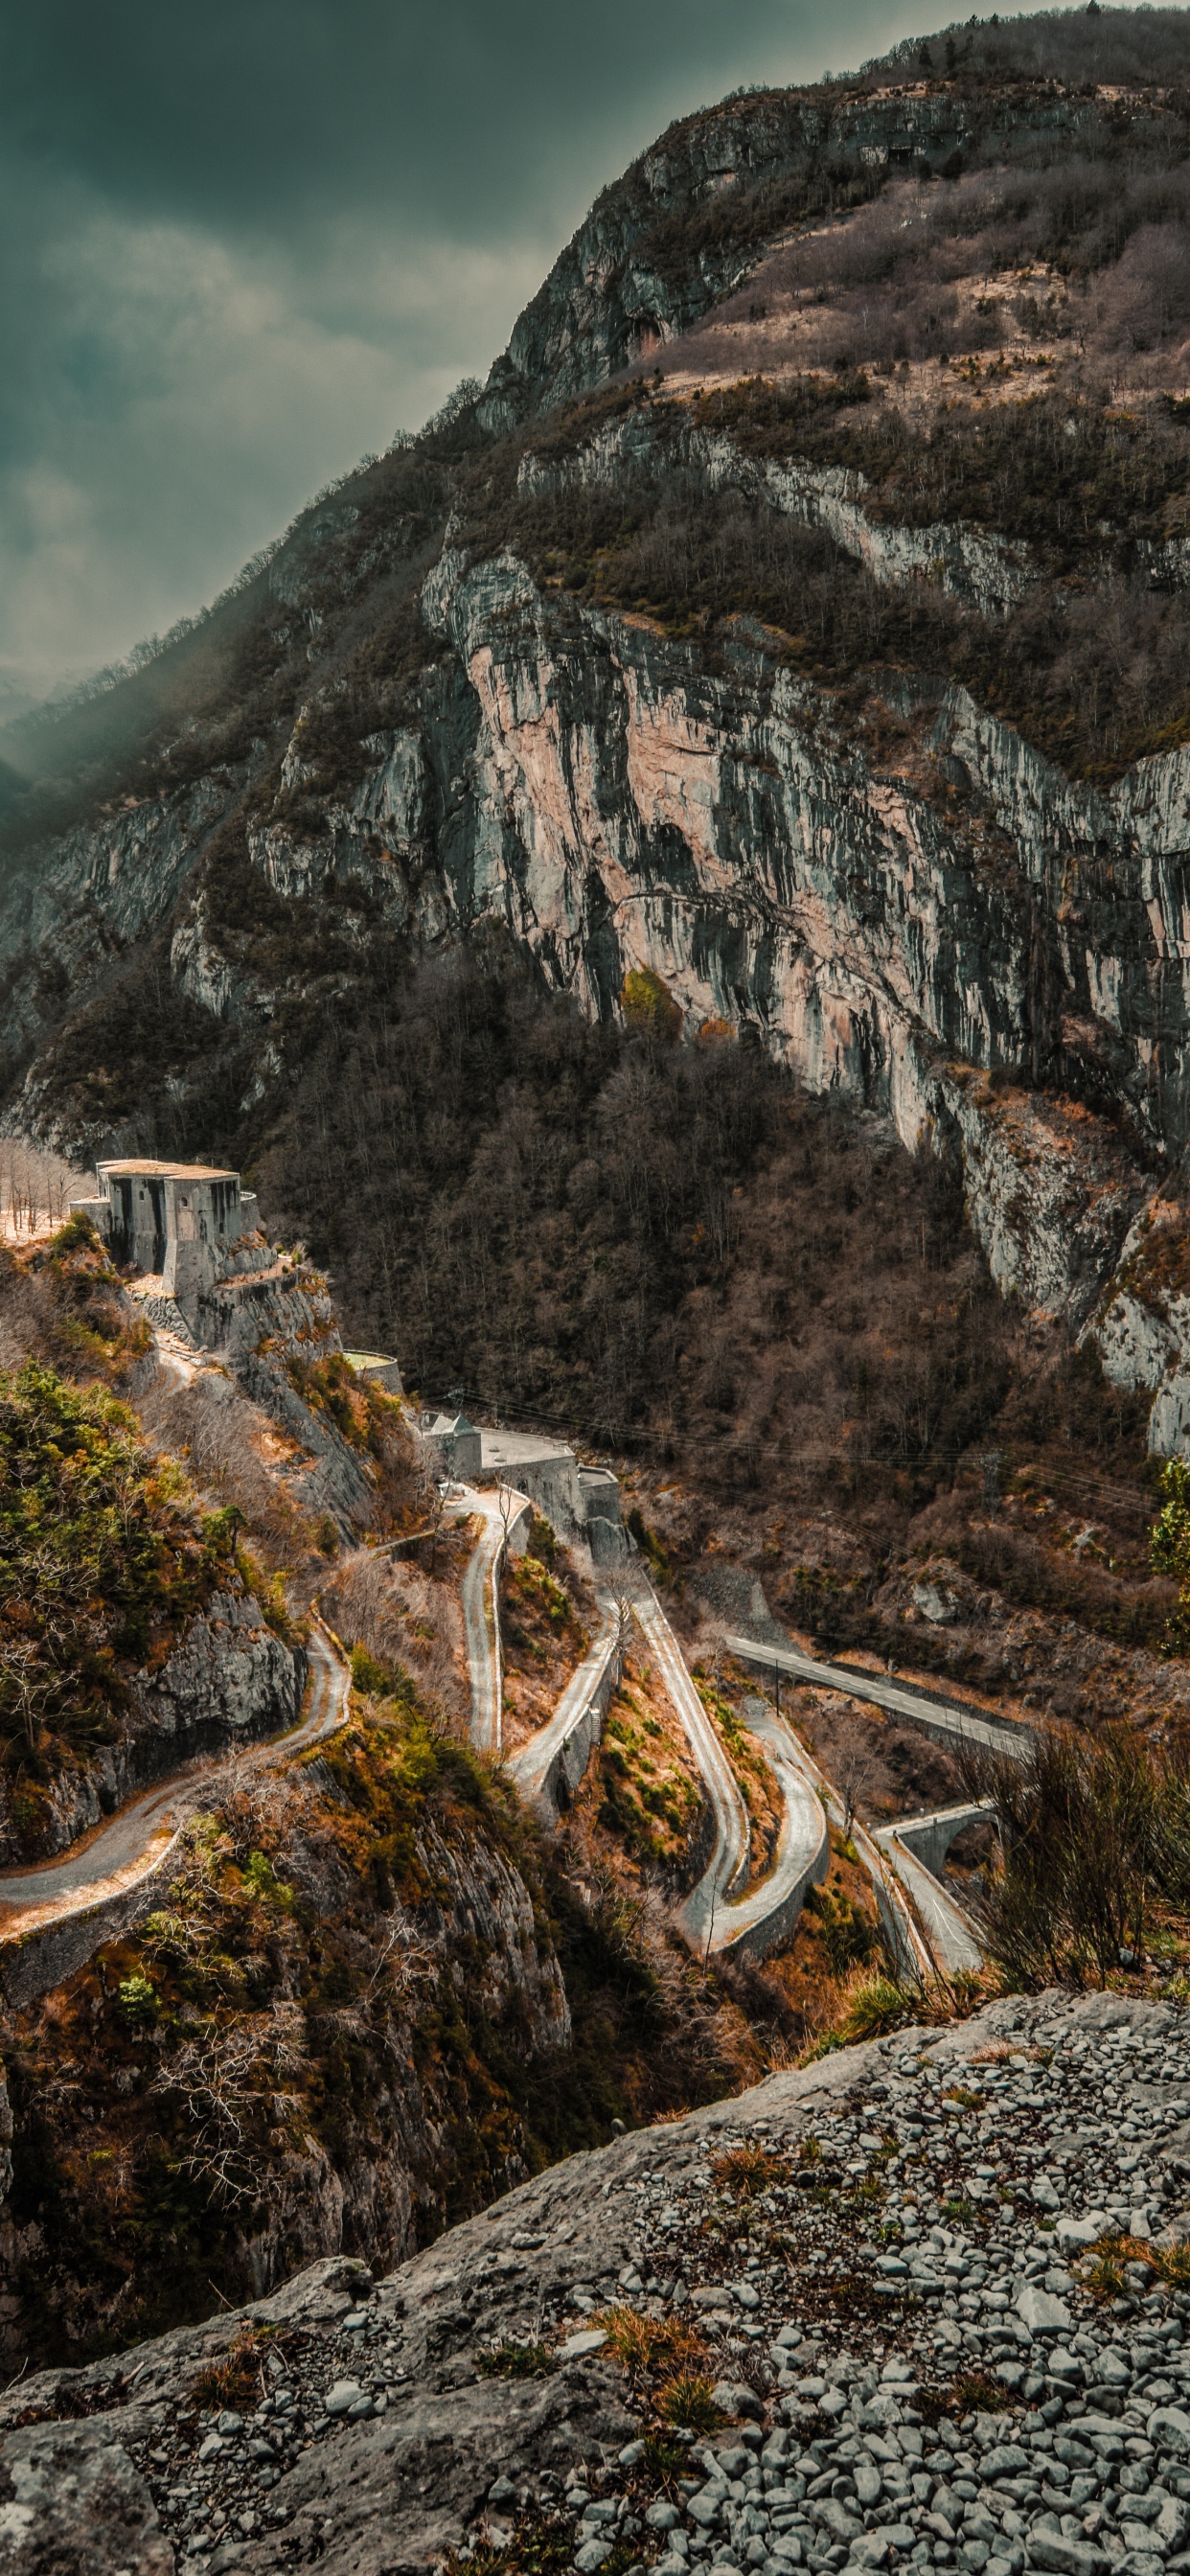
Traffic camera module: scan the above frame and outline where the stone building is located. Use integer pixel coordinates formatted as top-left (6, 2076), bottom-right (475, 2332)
top-left (409, 1414), bottom-right (624, 1555)
top-left (416, 1409), bottom-right (483, 1480)
top-left (344, 1351), bottom-right (404, 1396)
top-left (478, 1428), bottom-right (626, 1563)
top-left (69, 1160), bottom-right (259, 1306)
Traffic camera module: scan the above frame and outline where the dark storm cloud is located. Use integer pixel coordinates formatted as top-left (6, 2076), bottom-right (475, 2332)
top-left (0, 0), bottom-right (1022, 693)
top-left (7, 1), bottom-right (832, 234)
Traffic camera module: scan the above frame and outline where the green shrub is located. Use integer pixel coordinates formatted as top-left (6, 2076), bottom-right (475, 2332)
top-left (117, 1973), bottom-right (158, 2027)
top-left (0, 1360), bottom-right (215, 1756)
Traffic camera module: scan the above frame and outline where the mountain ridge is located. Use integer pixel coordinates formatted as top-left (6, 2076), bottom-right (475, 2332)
top-left (5, 14), bottom-right (1190, 1609)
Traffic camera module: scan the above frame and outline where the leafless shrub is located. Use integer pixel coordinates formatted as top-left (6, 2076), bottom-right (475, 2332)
top-left (0, 1141), bottom-right (90, 1242)
top-left (961, 1723), bottom-right (1190, 1988)
top-left (648, 151), bottom-right (1190, 393)
top-left (321, 1545), bottom-right (467, 1722)
top-left (363, 1920), bottom-right (439, 1999)
top-left (831, 1714), bottom-right (883, 1839)
top-left (135, 1368), bottom-right (313, 1558)
top-left (209, 1758), bottom-right (322, 1864)
top-left (152, 2002), bottom-right (309, 2205)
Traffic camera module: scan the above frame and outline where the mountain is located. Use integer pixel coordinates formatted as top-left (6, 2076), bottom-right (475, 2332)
top-left (6, 11), bottom-right (1190, 1644)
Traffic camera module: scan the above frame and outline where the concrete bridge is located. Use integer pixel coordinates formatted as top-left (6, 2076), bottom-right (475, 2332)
top-left (723, 1634), bottom-right (1031, 1766)
top-left (872, 1800), bottom-right (994, 1979)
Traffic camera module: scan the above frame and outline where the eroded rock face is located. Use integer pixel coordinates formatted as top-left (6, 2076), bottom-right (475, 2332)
top-left (6, 532), bottom-right (1178, 1368)
top-left (181, 1237), bottom-right (378, 1533)
top-left (0, 2422), bottom-right (172, 2576)
top-left (0, 1811), bottom-right (572, 2363)
top-left (4, 520), bottom-right (1184, 1388)
top-left (0, 1592), bottom-right (303, 1869)
top-left (0, 779), bottom-right (236, 1072)
top-left (131, 1589), bottom-right (301, 1755)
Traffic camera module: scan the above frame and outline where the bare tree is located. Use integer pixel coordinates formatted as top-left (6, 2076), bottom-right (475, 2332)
top-left (604, 1578), bottom-right (636, 1684)
top-left (833, 1714), bottom-right (881, 1841)
top-left (415, 1448), bottom-right (449, 1575)
top-left (0, 1142), bottom-right (90, 1243)
top-left (152, 2002), bottom-right (308, 2205)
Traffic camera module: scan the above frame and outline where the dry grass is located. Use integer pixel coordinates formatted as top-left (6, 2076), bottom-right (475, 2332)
top-left (655, 2371), bottom-right (723, 2431)
top-left (590, 2305), bottom-right (709, 2380)
top-left (191, 2324), bottom-right (279, 2411)
top-left (1078, 2231), bottom-right (1190, 2300)
top-left (711, 2142), bottom-right (786, 2197)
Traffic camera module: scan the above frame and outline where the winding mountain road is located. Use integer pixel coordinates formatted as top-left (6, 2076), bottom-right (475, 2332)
top-left (723, 1633), bottom-right (1030, 1765)
top-left (448, 1484), bottom-right (532, 1756)
top-left (874, 1828), bottom-right (985, 1977)
top-left (631, 1584), bottom-right (752, 1952)
top-left (508, 1598), bottom-right (624, 1817)
top-left (873, 1803), bottom-right (990, 1978)
top-left (706, 1698), bottom-right (831, 1960)
top-left (0, 1620), bottom-right (351, 1941)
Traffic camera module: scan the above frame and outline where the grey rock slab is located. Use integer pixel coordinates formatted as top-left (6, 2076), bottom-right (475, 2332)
top-left (0, 2421), bottom-right (172, 2576)
top-left (1148, 2410), bottom-right (1190, 2454)
top-left (1017, 2288), bottom-right (1072, 2335)
top-left (322, 2381), bottom-right (364, 2417)
top-left (1026, 2538), bottom-right (1110, 2576)
top-left (811, 2500), bottom-right (863, 2544)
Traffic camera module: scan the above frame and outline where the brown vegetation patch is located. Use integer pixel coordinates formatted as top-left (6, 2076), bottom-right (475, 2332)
top-left (584, 1648), bottom-right (705, 1877)
top-left (499, 1525), bottom-right (595, 1751)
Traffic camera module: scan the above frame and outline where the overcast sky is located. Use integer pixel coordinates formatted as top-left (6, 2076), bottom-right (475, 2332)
top-left (0, 0), bottom-right (1041, 701)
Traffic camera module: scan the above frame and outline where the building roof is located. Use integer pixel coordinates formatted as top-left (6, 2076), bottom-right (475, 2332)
top-left (97, 1160), bottom-right (240, 1182)
top-left (479, 1429), bottom-right (574, 1467)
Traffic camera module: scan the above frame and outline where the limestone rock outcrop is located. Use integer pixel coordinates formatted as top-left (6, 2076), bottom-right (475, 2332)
top-left (0, 1590), bottom-right (305, 1869)
top-left (6, 69), bottom-right (1190, 1452)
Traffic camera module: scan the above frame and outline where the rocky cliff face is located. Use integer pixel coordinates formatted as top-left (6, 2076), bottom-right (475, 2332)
top-left (0, 1588), bottom-right (304, 1870)
top-left (0, 1712), bottom-right (580, 2366)
top-left (475, 81), bottom-right (1105, 430)
top-left (179, 1237), bottom-right (381, 1534)
top-left (5, 54), bottom-right (1190, 1452)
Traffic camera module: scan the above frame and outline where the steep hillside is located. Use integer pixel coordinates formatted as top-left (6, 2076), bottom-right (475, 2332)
top-left (2, 1986), bottom-right (1188, 2576)
top-left (8, 13), bottom-right (1190, 1690)
top-left (0, 1226), bottom-right (307, 1864)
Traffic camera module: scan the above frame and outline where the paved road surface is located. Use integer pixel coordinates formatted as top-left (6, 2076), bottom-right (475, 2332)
top-left (873, 1802), bottom-right (990, 1979)
top-left (508, 1601), bottom-right (622, 1812)
top-left (630, 1586), bottom-right (751, 1953)
top-left (449, 1486), bottom-right (532, 1756)
top-left (874, 1827), bottom-right (985, 1977)
top-left (0, 1620), bottom-right (350, 1934)
top-left (723, 1634), bottom-right (1029, 1764)
top-left (707, 1700), bottom-right (831, 1958)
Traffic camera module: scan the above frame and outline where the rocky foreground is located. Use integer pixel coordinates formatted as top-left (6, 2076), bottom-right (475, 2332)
top-left (6, 1989), bottom-right (1190, 2576)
